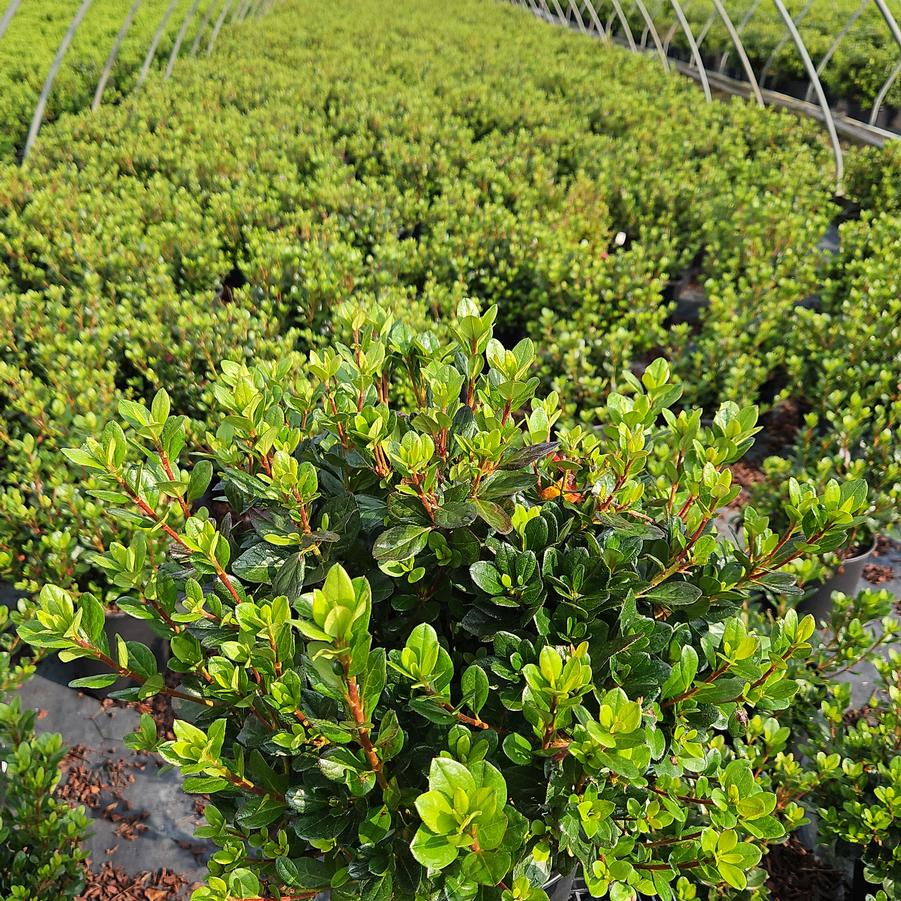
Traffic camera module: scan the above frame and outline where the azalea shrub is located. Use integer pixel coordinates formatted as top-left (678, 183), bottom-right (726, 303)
top-left (0, 695), bottom-right (89, 900)
top-left (18, 304), bottom-right (871, 901)
top-left (740, 588), bottom-right (901, 898)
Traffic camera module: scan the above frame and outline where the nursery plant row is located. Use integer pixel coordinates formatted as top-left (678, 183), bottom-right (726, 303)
top-left (569, 0), bottom-right (901, 123)
top-left (0, 0), bottom-right (899, 899)
top-left (0, 0), bottom-right (262, 160)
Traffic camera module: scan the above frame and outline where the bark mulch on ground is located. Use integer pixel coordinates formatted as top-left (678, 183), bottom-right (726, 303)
top-left (764, 838), bottom-right (846, 901)
top-left (101, 672), bottom-right (178, 742)
top-left (58, 746), bottom-right (150, 842)
top-left (78, 862), bottom-right (192, 900)
top-left (863, 562), bottom-right (895, 585)
top-left (728, 460), bottom-right (765, 508)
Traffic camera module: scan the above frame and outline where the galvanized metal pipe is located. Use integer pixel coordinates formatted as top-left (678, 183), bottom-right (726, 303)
top-left (207, 0), bottom-right (236, 55)
top-left (870, 58), bottom-right (901, 125)
top-left (712, 0), bottom-right (764, 106)
top-left (582, 0), bottom-right (609, 39)
top-left (136, 0), bottom-right (180, 88)
top-left (805, 0), bottom-right (869, 103)
top-left (633, 0), bottom-right (670, 70)
top-left (165, 0), bottom-right (203, 77)
top-left (760, 0), bottom-right (813, 87)
top-left (668, 0), bottom-right (712, 100)
top-left (567, 0), bottom-right (587, 32)
top-left (772, 0), bottom-right (843, 186)
top-left (23, 0), bottom-right (95, 161)
top-left (0, 0), bottom-right (22, 43)
top-left (190, 0), bottom-right (221, 56)
top-left (718, 0), bottom-right (761, 73)
top-left (93, 0), bottom-right (144, 110)
top-left (608, 0), bottom-right (638, 50)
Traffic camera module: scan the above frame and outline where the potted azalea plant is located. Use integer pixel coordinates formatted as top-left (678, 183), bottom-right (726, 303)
top-left (738, 587), bottom-right (901, 900)
top-left (745, 391), bottom-right (900, 622)
top-left (20, 302), bottom-right (869, 901)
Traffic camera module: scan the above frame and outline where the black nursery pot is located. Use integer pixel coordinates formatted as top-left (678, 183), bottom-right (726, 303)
top-left (37, 611), bottom-right (169, 699)
top-left (798, 541), bottom-right (876, 625)
top-left (851, 857), bottom-right (882, 901)
top-left (545, 870), bottom-right (578, 901)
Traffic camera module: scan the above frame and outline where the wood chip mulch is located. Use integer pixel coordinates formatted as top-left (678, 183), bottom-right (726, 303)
top-left (764, 838), bottom-right (845, 901)
top-left (863, 563), bottom-right (895, 585)
top-left (728, 460), bottom-right (765, 508)
top-left (78, 862), bottom-right (192, 900)
top-left (100, 672), bottom-right (178, 742)
top-left (58, 749), bottom-right (149, 842)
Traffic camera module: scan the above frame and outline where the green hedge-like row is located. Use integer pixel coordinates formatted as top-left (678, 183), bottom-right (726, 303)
top-left (0, 0), bottom-right (898, 608)
top-left (603, 0), bottom-right (901, 115)
top-left (0, 0), bottom-right (256, 160)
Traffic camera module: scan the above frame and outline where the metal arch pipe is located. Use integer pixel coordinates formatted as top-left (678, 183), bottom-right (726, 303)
top-left (712, 0), bottom-right (764, 106)
top-left (870, 58), bottom-right (901, 125)
top-left (568, 0), bottom-right (588, 32)
top-left (608, 0), bottom-right (638, 50)
top-left (668, 0), bottom-right (712, 100)
top-left (633, 0), bottom-right (670, 70)
top-left (605, 10), bottom-right (617, 36)
top-left (805, 0), bottom-right (869, 103)
top-left (772, 0), bottom-right (844, 186)
top-left (136, 0), bottom-right (180, 88)
top-left (0, 0), bottom-right (22, 43)
top-left (695, 11), bottom-right (718, 51)
top-left (760, 0), bottom-right (813, 87)
top-left (244, 0), bottom-right (264, 20)
top-left (549, 0), bottom-right (568, 24)
top-left (23, 0), bottom-right (95, 161)
top-left (92, 0), bottom-right (143, 110)
top-left (236, 0), bottom-right (255, 22)
top-left (663, 21), bottom-right (679, 54)
top-left (165, 0), bottom-right (203, 77)
top-left (867, 0), bottom-right (901, 125)
top-left (229, 0), bottom-right (248, 23)
top-left (582, 0), bottom-right (610, 39)
top-left (640, 0), bottom-right (664, 49)
top-left (207, 0), bottom-right (237, 55)
top-left (245, 0), bottom-right (265, 19)
top-left (190, 0), bottom-right (221, 56)
top-left (718, 0), bottom-right (761, 72)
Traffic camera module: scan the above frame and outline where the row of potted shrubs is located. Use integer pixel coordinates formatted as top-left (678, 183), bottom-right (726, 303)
top-left (1, 0), bottom-right (897, 617)
top-left (5, 305), bottom-right (899, 900)
top-left (0, 0), bottom-right (899, 897)
top-left (596, 0), bottom-right (901, 118)
top-left (0, 0), bottom-right (248, 159)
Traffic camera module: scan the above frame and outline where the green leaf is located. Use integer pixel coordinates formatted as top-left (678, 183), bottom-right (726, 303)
top-left (470, 561), bottom-right (504, 595)
top-left (502, 733), bottom-right (533, 765)
top-left (462, 848), bottom-right (512, 885)
top-left (643, 581), bottom-right (703, 606)
top-left (429, 757), bottom-right (476, 798)
top-left (461, 664), bottom-right (489, 715)
top-left (80, 594), bottom-right (106, 645)
top-left (274, 552), bottom-right (306, 598)
top-left (472, 500), bottom-right (513, 534)
top-left (362, 648), bottom-right (387, 718)
top-left (275, 857), bottom-right (332, 890)
top-left (233, 543), bottom-right (287, 582)
top-left (187, 460), bottom-right (214, 502)
top-left (68, 674), bottom-right (119, 690)
top-left (372, 525), bottom-right (431, 562)
top-left (410, 827), bottom-right (459, 869)
top-left (716, 861), bottom-right (747, 890)
top-left (228, 868), bottom-right (261, 898)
